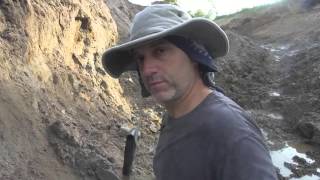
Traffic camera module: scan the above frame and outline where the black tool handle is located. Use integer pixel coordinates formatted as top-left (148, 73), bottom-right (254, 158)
top-left (122, 134), bottom-right (137, 177)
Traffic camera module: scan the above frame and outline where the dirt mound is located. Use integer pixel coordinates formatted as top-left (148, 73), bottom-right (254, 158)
top-left (217, 0), bottom-right (320, 178)
top-left (215, 31), bottom-right (276, 109)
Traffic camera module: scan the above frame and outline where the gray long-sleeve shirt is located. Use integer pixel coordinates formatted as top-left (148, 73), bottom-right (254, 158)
top-left (153, 91), bottom-right (277, 180)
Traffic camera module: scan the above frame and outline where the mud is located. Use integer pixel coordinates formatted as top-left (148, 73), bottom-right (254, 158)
top-left (216, 2), bottom-right (320, 179)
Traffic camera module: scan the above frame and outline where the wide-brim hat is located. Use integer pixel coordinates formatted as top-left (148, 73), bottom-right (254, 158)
top-left (102, 4), bottom-right (229, 78)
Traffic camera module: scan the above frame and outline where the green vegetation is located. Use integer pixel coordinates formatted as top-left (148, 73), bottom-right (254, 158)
top-left (162, 0), bottom-right (178, 5)
top-left (188, 9), bottom-right (216, 20)
top-left (155, 0), bottom-right (216, 20)
top-left (215, 4), bottom-right (272, 20)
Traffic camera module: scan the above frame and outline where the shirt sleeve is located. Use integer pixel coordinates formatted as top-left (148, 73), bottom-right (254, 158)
top-left (220, 134), bottom-right (278, 180)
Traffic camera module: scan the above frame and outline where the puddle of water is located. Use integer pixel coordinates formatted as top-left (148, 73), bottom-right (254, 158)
top-left (267, 113), bottom-right (283, 120)
top-left (291, 175), bottom-right (320, 180)
top-left (261, 129), bottom-right (275, 146)
top-left (271, 144), bottom-right (299, 177)
top-left (279, 45), bottom-right (291, 50)
top-left (274, 55), bottom-right (281, 62)
top-left (309, 43), bottom-right (320, 49)
top-left (260, 44), bottom-right (270, 49)
top-left (261, 129), bottom-right (268, 139)
top-left (260, 44), bottom-right (290, 52)
top-left (269, 91), bottom-right (281, 97)
top-left (270, 48), bottom-right (281, 52)
top-left (287, 49), bottom-right (300, 57)
top-left (248, 110), bottom-right (284, 120)
top-left (271, 142), bottom-right (319, 179)
top-left (268, 141), bottom-right (275, 146)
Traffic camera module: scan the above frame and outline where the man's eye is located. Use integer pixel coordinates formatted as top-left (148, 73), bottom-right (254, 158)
top-left (155, 47), bottom-right (165, 55)
top-left (134, 55), bottom-right (144, 64)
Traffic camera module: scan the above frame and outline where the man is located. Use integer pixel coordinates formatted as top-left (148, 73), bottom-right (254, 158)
top-left (102, 4), bottom-right (277, 180)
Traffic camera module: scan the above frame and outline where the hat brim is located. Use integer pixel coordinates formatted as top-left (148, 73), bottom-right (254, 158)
top-left (102, 18), bottom-right (229, 78)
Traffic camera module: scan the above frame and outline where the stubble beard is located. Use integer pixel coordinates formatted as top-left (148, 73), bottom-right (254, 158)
top-left (151, 81), bottom-right (187, 105)
top-left (151, 86), bottom-right (177, 104)
top-left (143, 74), bottom-right (176, 103)
top-left (144, 74), bottom-right (186, 104)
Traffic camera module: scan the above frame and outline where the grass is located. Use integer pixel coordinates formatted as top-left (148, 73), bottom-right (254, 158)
top-left (214, 3), bottom-right (278, 20)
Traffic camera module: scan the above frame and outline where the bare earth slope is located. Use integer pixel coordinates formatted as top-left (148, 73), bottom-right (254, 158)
top-left (216, 1), bottom-right (320, 179)
top-left (0, 0), bottom-right (155, 179)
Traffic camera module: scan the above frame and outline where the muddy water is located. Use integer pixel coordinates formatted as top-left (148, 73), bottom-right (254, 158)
top-left (257, 109), bottom-right (320, 179)
top-left (260, 44), bottom-right (290, 62)
top-left (269, 91), bottom-right (281, 97)
top-left (270, 142), bottom-right (320, 179)
top-left (267, 112), bottom-right (283, 120)
top-left (291, 174), bottom-right (320, 180)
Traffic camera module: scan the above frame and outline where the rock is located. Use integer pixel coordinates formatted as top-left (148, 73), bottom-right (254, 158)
top-left (49, 120), bottom-right (121, 180)
top-left (107, 156), bottom-right (116, 163)
top-left (296, 112), bottom-right (320, 144)
top-left (297, 121), bottom-right (315, 139)
top-left (75, 10), bottom-right (92, 32)
top-left (297, 121), bottom-right (320, 144)
top-left (72, 53), bottom-right (85, 68)
top-left (312, 123), bottom-right (320, 144)
top-left (49, 120), bottom-right (82, 147)
top-left (52, 73), bottom-right (60, 85)
top-left (292, 155), bottom-right (308, 165)
top-left (96, 167), bottom-right (120, 180)
top-left (149, 123), bottom-right (158, 133)
top-left (104, 0), bottom-right (143, 42)
top-left (100, 80), bottom-right (108, 89)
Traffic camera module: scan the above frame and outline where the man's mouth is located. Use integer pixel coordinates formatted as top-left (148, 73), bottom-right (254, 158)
top-left (144, 75), bottom-right (168, 91)
top-left (149, 80), bottom-right (165, 87)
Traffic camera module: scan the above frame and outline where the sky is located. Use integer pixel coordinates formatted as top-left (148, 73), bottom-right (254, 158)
top-left (129, 0), bottom-right (282, 15)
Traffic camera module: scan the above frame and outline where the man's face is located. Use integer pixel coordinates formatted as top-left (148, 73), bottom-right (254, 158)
top-left (133, 39), bottom-right (200, 104)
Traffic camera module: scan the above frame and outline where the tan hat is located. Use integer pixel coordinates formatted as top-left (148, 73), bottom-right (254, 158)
top-left (102, 4), bottom-right (229, 78)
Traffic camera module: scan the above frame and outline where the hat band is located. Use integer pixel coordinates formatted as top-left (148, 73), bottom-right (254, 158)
top-left (165, 35), bottom-right (218, 72)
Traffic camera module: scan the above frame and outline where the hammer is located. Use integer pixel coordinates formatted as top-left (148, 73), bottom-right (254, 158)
top-left (121, 126), bottom-right (140, 180)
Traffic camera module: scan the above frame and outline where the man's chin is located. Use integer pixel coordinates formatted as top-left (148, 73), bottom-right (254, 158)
top-left (150, 90), bottom-right (176, 104)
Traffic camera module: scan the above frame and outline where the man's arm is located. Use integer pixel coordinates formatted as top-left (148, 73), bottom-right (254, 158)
top-left (221, 134), bottom-right (277, 180)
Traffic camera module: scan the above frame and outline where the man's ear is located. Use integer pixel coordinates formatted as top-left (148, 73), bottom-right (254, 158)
top-left (192, 62), bottom-right (202, 77)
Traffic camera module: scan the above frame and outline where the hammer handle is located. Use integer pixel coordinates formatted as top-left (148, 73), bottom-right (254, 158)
top-left (122, 134), bottom-right (137, 179)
